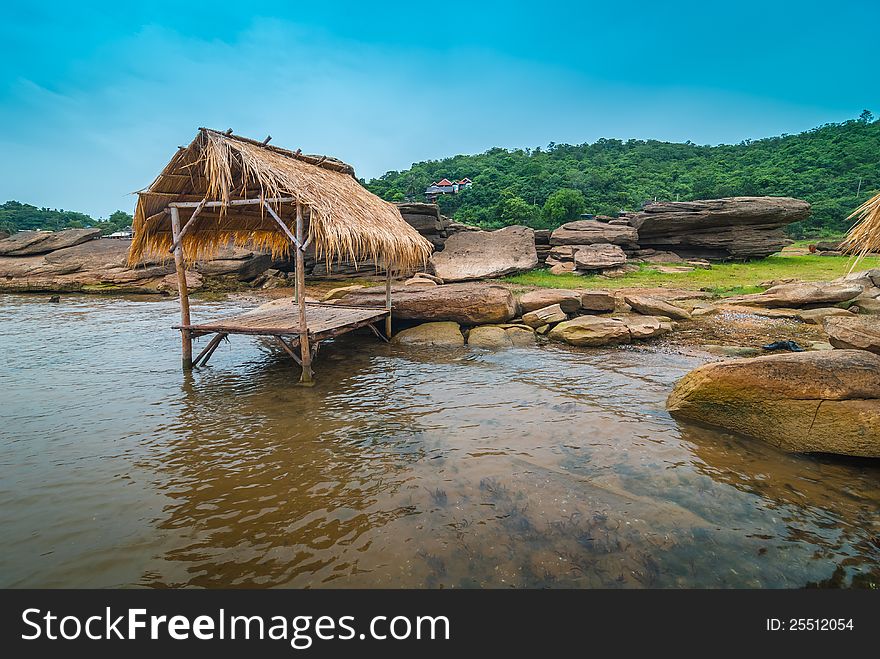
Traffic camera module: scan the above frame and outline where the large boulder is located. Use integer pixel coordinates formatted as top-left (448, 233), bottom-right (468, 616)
top-left (429, 225), bottom-right (537, 281)
top-left (339, 283), bottom-right (517, 325)
top-left (519, 289), bottom-right (582, 314)
top-left (667, 350), bottom-right (880, 457)
top-left (550, 220), bottom-right (639, 249)
top-left (548, 316), bottom-right (631, 346)
top-left (823, 316), bottom-right (880, 354)
top-left (728, 281), bottom-right (864, 308)
top-left (573, 244), bottom-right (627, 271)
top-left (392, 321), bottom-right (464, 347)
top-left (193, 246), bottom-right (272, 281)
top-left (630, 197), bottom-right (810, 259)
top-left (624, 294), bottom-right (692, 320)
top-left (0, 228), bottom-right (101, 256)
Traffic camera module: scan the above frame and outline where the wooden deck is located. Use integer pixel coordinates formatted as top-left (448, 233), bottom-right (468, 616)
top-left (175, 301), bottom-right (389, 341)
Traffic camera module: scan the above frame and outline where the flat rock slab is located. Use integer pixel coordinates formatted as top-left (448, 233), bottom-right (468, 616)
top-left (624, 294), bottom-right (692, 320)
top-left (519, 289), bottom-right (582, 314)
top-left (550, 220), bottom-right (638, 248)
top-left (579, 290), bottom-right (616, 312)
top-left (823, 316), bottom-right (880, 354)
top-left (429, 225), bottom-right (538, 281)
top-left (727, 281), bottom-right (864, 308)
top-left (340, 282), bottom-right (517, 325)
top-left (392, 321), bottom-right (464, 347)
top-left (667, 350), bottom-right (880, 457)
top-left (522, 303), bottom-right (567, 328)
top-left (0, 228), bottom-right (101, 256)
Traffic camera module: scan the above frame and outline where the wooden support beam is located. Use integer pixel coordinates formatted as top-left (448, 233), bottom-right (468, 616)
top-left (262, 200), bottom-right (302, 250)
top-left (170, 206), bottom-right (193, 371)
top-left (385, 267), bottom-right (393, 338)
top-left (262, 135), bottom-right (272, 145)
top-left (168, 197), bottom-right (208, 253)
top-left (368, 322), bottom-right (390, 343)
top-left (274, 336), bottom-right (302, 366)
top-left (193, 332), bottom-right (227, 367)
top-left (295, 202), bottom-right (314, 386)
top-left (168, 196), bottom-right (296, 209)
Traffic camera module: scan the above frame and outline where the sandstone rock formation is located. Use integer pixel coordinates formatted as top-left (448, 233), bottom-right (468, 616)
top-left (823, 316), bottom-right (880, 354)
top-left (579, 290), bottom-right (616, 312)
top-left (726, 280), bottom-right (864, 308)
top-left (429, 225), bottom-right (538, 281)
top-left (549, 220), bottom-right (639, 250)
top-left (629, 197), bottom-right (810, 259)
top-left (667, 350), bottom-right (880, 457)
top-left (521, 303), bottom-right (567, 328)
top-left (339, 283), bottom-right (517, 325)
top-left (519, 289), bottom-right (582, 314)
top-left (547, 314), bottom-right (669, 346)
top-left (624, 294), bottom-right (692, 320)
top-left (392, 321), bottom-right (465, 347)
top-left (573, 244), bottom-right (628, 271)
top-left (0, 228), bottom-right (102, 256)
top-left (467, 324), bottom-right (536, 348)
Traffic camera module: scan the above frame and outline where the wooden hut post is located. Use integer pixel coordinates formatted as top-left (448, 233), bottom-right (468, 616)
top-left (169, 206), bottom-right (193, 370)
top-left (385, 265), bottom-right (392, 338)
top-left (295, 202), bottom-right (314, 385)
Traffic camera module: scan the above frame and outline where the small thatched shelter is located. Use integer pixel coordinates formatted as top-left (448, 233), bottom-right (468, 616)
top-left (842, 192), bottom-right (880, 264)
top-left (129, 128), bottom-right (432, 383)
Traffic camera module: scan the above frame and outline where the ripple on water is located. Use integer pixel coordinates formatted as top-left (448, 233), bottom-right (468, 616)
top-left (0, 294), bottom-right (878, 588)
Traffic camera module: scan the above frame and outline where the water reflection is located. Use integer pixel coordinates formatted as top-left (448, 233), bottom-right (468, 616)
top-left (1, 295), bottom-right (878, 588)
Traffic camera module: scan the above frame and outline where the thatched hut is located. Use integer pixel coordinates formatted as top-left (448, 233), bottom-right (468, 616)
top-left (843, 192), bottom-right (880, 263)
top-left (129, 128), bottom-right (432, 384)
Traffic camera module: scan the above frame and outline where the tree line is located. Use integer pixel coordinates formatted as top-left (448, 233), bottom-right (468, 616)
top-left (365, 112), bottom-right (879, 237)
top-left (0, 201), bottom-right (132, 236)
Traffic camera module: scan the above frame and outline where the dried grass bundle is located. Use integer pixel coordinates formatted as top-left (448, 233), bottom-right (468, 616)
top-left (129, 129), bottom-right (432, 272)
top-left (842, 191), bottom-right (880, 268)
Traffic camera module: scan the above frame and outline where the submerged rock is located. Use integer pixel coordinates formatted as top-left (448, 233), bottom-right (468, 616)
top-left (667, 350), bottom-right (880, 457)
top-left (392, 321), bottom-right (464, 347)
top-left (429, 225), bottom-right (538, 281)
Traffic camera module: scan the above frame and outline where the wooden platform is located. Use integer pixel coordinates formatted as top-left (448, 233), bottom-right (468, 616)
top-left (175, 301), bottom-right (389, 341)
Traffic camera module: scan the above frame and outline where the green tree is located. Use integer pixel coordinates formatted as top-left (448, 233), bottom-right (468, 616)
top-left (497, 192), bottom-right (539, 227)
top-left (542, 188), bottom-right (586, 224)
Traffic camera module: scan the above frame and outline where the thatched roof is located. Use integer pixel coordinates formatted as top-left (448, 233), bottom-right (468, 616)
top-left (842, 192), bottom-right (880, 264)
top-left (129, 128), bottom-right (432, 270)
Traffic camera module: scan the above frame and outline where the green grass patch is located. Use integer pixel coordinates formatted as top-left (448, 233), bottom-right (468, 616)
top-left (503, 255), bottom-right (880, 297)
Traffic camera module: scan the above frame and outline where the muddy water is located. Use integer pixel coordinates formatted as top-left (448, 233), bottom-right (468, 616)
top-left (1, 294), bottom-right (878, 588)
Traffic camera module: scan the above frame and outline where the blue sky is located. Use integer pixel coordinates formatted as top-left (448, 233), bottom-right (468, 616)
top-left (1, 1), bottom-right (877, 217)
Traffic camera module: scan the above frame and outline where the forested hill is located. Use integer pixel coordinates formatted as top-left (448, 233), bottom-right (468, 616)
top-left (365, 113), bottom-right (880, 237)
top-left (0, 201), bottom-right (132, 235)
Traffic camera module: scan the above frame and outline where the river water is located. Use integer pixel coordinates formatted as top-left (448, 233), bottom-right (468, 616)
top-left (1, 294), bottom-right (878, 588)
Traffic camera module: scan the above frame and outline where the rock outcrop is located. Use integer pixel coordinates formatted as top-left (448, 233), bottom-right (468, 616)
top-left (396, 203), bottom-right (453, 251)
top-left (519, 289), bottom-right (582, 314)
top-left (339, 283), bottom-right (517, 325)
top-left (392, 321), bottom-right (465, 347)
top-left (429, 225), bottom-right (538, 281)
top-left (629, 197), bottom-right (810, 259)
top-left (0, 228), bottom-right (102, 256)
top-left (550, 220), bottom-right (639, 250)
top-left (467, 324), bottom-right (536, 348)
top-left (548, 314), bottom-right (669, 346)
top-left (573, 244), bottom-right (627, 271)
top-left (624, 294), bottom-right (692, 320)
top-left (726, 281), bottom-right (864, 308)
top-left (667, 350), bottom-right (880, 457)
top-left (823, 316), bottom-right (880, 354)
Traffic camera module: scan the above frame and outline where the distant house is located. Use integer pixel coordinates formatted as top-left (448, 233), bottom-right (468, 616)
top-left (107, 226), bottom-right (133, 239)
top-left (425, 177), bottom-right (473, 201)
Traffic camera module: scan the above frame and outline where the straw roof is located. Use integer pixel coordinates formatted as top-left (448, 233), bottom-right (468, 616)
top-left (842, 191), bottom-right (880, 265)
top-left (129, 128), bottom-right (432, 270)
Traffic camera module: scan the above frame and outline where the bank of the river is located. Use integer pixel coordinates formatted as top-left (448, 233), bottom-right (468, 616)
top-left (1, 294), bottom-right (878, 588)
